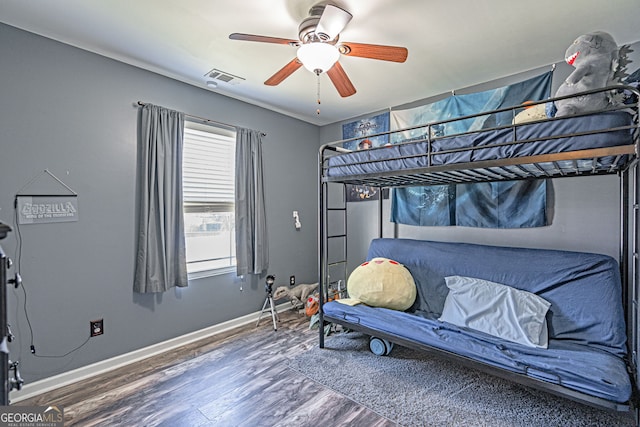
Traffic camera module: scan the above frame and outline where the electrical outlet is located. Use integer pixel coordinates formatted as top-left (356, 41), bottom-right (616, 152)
top-left (289, 275), bottom-right (295, 286)
top-left (90, 319), bottom-right (104, 337)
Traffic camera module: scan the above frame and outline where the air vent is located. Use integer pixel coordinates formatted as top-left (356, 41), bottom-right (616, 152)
top-left (204, 68), bottom-right (245, 86)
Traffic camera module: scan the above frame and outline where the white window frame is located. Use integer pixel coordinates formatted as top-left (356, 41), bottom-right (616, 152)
top-left (182, 120), bottom-right (236, 279)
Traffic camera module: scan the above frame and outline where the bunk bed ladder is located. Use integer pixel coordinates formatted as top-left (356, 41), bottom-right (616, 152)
top-left (318, 177), bottom-right (348, 348)
top-left (326, 184), bottom-right (348, 302)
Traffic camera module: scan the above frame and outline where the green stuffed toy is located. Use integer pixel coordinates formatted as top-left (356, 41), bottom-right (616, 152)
top-left (554, 31), bottom-right (625, 117)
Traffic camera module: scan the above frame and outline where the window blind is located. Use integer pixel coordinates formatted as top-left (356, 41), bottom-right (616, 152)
top-left (182, 126), bottom-right (235, 212)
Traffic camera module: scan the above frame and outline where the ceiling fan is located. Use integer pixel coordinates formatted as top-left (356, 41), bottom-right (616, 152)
top-left (229, 3), bottom-right (408, 98)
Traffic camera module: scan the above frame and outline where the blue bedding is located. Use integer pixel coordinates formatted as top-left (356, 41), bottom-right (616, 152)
top-left (326, 111), bottom-right (634, 178)
top-left (323, 238), bottom-right (631, 403)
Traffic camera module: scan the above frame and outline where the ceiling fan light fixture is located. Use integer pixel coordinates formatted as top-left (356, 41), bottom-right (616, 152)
top-left (297, 42), bottom-right (340, 74)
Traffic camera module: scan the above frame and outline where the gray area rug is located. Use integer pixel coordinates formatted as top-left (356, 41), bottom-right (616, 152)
top-left (287, 332), bottom-right (635, 427)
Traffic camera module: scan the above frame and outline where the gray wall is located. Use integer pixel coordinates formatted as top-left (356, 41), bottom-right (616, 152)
top-left (319, 60), bottom-right (635, 273)
top-left (0, 24), bottom-right (319, 383)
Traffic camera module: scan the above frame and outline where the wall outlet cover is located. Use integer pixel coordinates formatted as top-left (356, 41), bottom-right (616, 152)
top-left (90, 319), bottom-right (104, 337)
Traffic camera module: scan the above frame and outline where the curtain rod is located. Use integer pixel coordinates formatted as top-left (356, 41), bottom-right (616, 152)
top-left (136, 101), bottom-right (266, 137)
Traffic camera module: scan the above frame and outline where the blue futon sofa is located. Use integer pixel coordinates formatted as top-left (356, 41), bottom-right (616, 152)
top-left (322, 238), bottom-right (632, 407)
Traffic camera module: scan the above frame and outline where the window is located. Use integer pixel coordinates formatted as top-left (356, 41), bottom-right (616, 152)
top-left (182, 121), bottom-right (236, 276)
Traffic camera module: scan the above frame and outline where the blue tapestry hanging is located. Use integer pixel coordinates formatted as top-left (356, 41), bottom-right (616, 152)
top-left (342, 112), bottom-right (390, 202)
top-left (390, 71), bottom-right (552, 228)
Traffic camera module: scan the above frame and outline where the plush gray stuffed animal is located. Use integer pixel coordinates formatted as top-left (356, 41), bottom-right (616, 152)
top-left (554, 31), bottom-right (621, 117)
top-left (273, 283), bottom-right (319, 307)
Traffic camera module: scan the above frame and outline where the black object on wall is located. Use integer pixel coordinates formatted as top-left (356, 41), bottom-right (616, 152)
top-left (0, 220), bottom-right (23, 405)
top-left (0, 222), bottom-right (10, 405)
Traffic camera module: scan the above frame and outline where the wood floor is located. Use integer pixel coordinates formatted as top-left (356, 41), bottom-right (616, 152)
top-left (15, 310), bottom-right (395, 426)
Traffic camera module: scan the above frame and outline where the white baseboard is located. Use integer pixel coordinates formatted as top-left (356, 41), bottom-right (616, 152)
top-left (10, 302), bottom-right (295, 403)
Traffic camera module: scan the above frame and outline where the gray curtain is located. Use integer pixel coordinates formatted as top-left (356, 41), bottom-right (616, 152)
top-left (134, 104), bottom-right (188, 293)
top-left (235, 128), bottom-right (268, 276)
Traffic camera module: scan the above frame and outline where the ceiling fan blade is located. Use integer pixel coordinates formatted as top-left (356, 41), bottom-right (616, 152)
top-left (264, 58), bottom-right (303, 86)
top-left (326, 61), bottom-right (356, 97)
top-left (316, 5), bottom-right (352, 41)
top-left (229, 33), bottom-right (298, 46)
top-left (339, 42), bottom-right (408, 63)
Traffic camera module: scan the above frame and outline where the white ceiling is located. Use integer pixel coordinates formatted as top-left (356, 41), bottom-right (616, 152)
top-left (1, 0), bottom-right (639, 125)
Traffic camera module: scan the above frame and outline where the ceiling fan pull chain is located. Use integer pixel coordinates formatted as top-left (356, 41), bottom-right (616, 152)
top-left (316, 70), bottom-right (321, 115)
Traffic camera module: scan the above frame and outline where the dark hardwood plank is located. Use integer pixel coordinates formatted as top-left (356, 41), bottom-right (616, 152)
top-left (16, 311), bottom-right (394, 426)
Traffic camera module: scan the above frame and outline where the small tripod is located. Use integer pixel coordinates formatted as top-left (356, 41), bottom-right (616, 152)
top-left (256, 275), bottom-right (279, 331)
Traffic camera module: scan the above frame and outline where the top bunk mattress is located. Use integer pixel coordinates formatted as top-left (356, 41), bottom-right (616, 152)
top-left (324, 111), bottom-right (636, 183)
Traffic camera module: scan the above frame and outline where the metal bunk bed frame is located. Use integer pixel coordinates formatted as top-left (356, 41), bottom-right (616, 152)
top-left (318, 86), bottom-right (640, 413)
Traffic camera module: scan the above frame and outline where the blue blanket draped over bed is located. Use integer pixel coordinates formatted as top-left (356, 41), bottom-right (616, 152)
top-left (390, 72), bottom-right (552, 227)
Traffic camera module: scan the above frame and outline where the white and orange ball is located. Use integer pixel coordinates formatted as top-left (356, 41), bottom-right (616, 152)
top-left (347, 257), bottom-right (416, 311)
